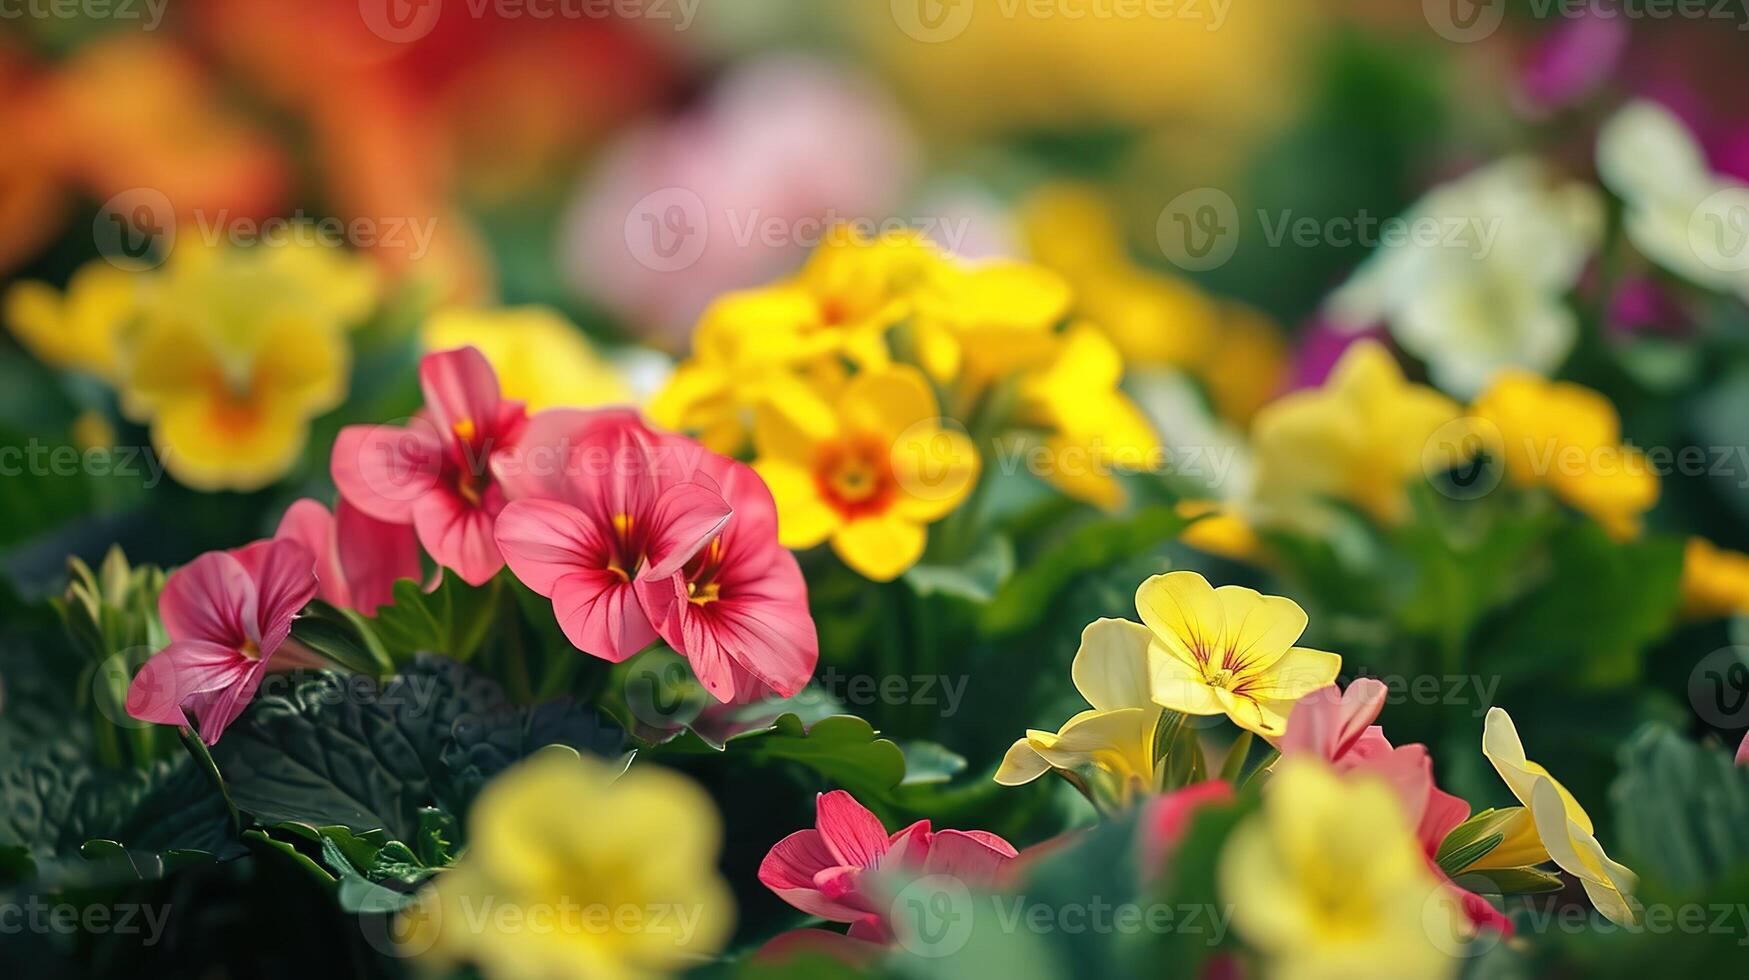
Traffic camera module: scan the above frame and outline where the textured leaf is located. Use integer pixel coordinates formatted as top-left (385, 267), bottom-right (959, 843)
top-left (1612, 724), bottom-right (1749, 893)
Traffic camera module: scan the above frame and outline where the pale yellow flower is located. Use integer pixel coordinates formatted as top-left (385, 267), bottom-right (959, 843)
top-left (399, 750), bottom-right (734, 980)
top-left (1141, 571), bottom-right (1340, 737)
top-left (1221, 757), bottom-right (1459, 980)
top-left (1252, 340), bottom-right (1465, 527)
top-left (995, 617), bottom-right (1163, 811)
top-left (1480, 707), bottom-right (1639, 927)
top-left (4, 260), bottom-right (139, 380)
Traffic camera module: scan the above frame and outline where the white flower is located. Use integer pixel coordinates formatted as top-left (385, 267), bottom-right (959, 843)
top-left (1326, 158), bottom-right (1601, 399)
top-left (1597, 100), bottom-right (1749, 301)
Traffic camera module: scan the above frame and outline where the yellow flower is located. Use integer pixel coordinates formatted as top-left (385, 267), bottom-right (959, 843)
top-left (1141, 571), bottom-right (1339, 737)
top-left (1015, 323), bottom-right (1162, 510)
top-left (424, 306), bottom-right (633, 412)
top-left (753, 365), bottom-right (976, 581)
top-left (1020, 183), bottom-right (1220, 373)
top-left (399, 750), bottom-right (734, 980)
top-left (1251, 340), bottom-right (1464, 526)
top-left (1680, 536), bottom-right (1749, 620)
top-left (994, 617), bottom-right (1163, 811)
top-left (1480, 707), bottom-right (1639, 926)
top-left (115, 239), bottom-right (373, 492)
top-left (652, 226), bottom-right (935, 453)
top-left (1470, 371), bottom-right (1658, 540)
top-left (909, 259), bottom-right (1071, 390)
top-left (4, 260), bottom-right (139, 380)
top-left (1203, 303), bottom-right (1289, 426)
top-left (1221, 757), bottom-right (1458, 980)
top-left (1176, 500), bottom-right (1265, 564)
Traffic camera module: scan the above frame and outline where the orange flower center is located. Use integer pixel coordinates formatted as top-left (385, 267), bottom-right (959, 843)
top-left (239, 639), bottom-right (262, 661)
top-left (814, 433), bottom-right (896, 519)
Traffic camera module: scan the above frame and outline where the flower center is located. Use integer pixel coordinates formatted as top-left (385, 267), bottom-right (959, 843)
top-left (814, 433), bottom-right (896, 518)
top-left (1205, 668), bottom-right (1236, 690)
top-left (239, 639), bottom-right (262, 661)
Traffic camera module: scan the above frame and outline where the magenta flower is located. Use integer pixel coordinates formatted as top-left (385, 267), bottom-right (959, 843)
top-left (633, 448), bottom-right (818, 701)
top-left (759, 790), bottom-right (1016, 943)
top-left (272, 498), bottom-right (422, 616)
top-left (332, 347), bottom-right (527, 586)
top-left (491, 410), bottom-right (733, 665)
top-left (126, 539), bottom-right (318, 744)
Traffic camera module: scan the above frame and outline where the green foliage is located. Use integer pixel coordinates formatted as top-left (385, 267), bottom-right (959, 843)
top-left (1611, 724), bottom-right (1749, 893)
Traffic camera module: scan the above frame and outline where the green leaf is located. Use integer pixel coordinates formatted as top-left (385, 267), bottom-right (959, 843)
top-left (1450, 866), bottom-right (1565, 895)
top-left (1612, 723), bottom-right (1749, 892)
top-left (978, 505), bottom-right (1187, 637)
top-left (653, 713), bottom-right (909, 804)
top-left (905, 535), bottom-right (1015, 604)
top-left (367, 575), bottom-right (500, 664)
top-left (210, 655), bottom-right (624, 841)
top-left (1434, 832), bottom-right (1505, 880)
top-left (898, 741), bottom-right (968, 786)
top-left (1434, 807), bottom-right (1524, 872)
top-left (289, 600), bottom-right (391, 677)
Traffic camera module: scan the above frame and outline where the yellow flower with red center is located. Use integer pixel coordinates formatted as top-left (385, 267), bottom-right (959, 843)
top-left (652, 225), bottom-right (937, 453)
top-left (1251, 340), bottom-right (1465, 527)
top-left (753, 365), bottom-right (976, 581)
top-left (115, 238), bottom-right (376, 492)
top-left (1469, 371), bottom-right (1658, 540)
top-left (1141, 571), bottom-right (1340, 737)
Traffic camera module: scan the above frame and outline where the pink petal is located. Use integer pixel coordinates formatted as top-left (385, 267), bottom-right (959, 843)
top-left (653, 568), bottom-right (818, 701)
top-left (643, 479), bottom-right (732, 580)
top-left (412, 489), bottom-right (503, 586)
top-left (1420, 786), bottom-right (1472, 858)
top-left (1738, 731), bottom-right (1749, 767)
top-left (126, 639), bottom-right (254, 727)
top-left (919, 829), bottom-right (1018, 886)
top-left (274, 499), bottom-right (348, 609)
top-left (331, 421), bottom-right (446, 523)
top-left (160, 550), bottom-right (256, 647)
top-left (1280, 679), bottom-right (1387, 763)
top-left (335, 498), bottom-right (423, 615)
top-left (181, 659), bottom-right (270, 745)
top-left (420, 346), bottom-right (505, 446)
top-left (495, 499), bottom-right (611, 596)
top-left (247, 539), bottom-right (319, 654)
top-left (1142, 780), bottom-right (1235, 870)
top-left (551, 570), bottom-right (658, 662)
top-left (816, 790), bottom-right (890, 869)
top-left (759, 830), bottom-right (870, 923)
top-left (492, 407), bottom-right (638, 503)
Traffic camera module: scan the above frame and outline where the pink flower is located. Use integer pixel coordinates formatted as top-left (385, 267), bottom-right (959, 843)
top-left (491, 410), bottom-right (731, 664)
top-left (1141, 780), bottom-right (1235, 875)
top-left (1736, 731), bottom-right (1747, 767)
top-left (272, 497), bottom-right (422, 615)
top-left (632, 447), bottom-right (818, 701)
top-left (332, 347), bottom-right (527, 586)
top-left (126, 539), bottom-right (318, 744)
top-left (758, 790), bottom-right (1016, 943)
top-left (1282, 680), bottom-right (1511, 936)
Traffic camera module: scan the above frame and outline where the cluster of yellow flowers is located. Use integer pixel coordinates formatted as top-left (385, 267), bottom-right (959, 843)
top-left (6, 241), bottom-right (640, 494)
top-left (7, 241), bottom-right (377, 491)
top-left (651, 224), bottom-right (1166, 580)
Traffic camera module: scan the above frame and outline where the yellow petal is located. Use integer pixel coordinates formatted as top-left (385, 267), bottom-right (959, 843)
top-left (752, 460), bottom-right (839, 549)
top-left (994, 738), bottom-right (1054, 786)
top-left (1135, 570), bottom-right (1226, 667)
top-left (1242, 647), bottom-right (1341, 702)
top-left (1147, 642), bottom-right (1224, 716)
top-left (840, 365), bottom-right (939, 442)
top-left (890, 423), bottom-right (978, 523)
top-left (832, 513), bottom-right (926, 581)
top-left (1072, 618), bottom-right (1158, 713)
